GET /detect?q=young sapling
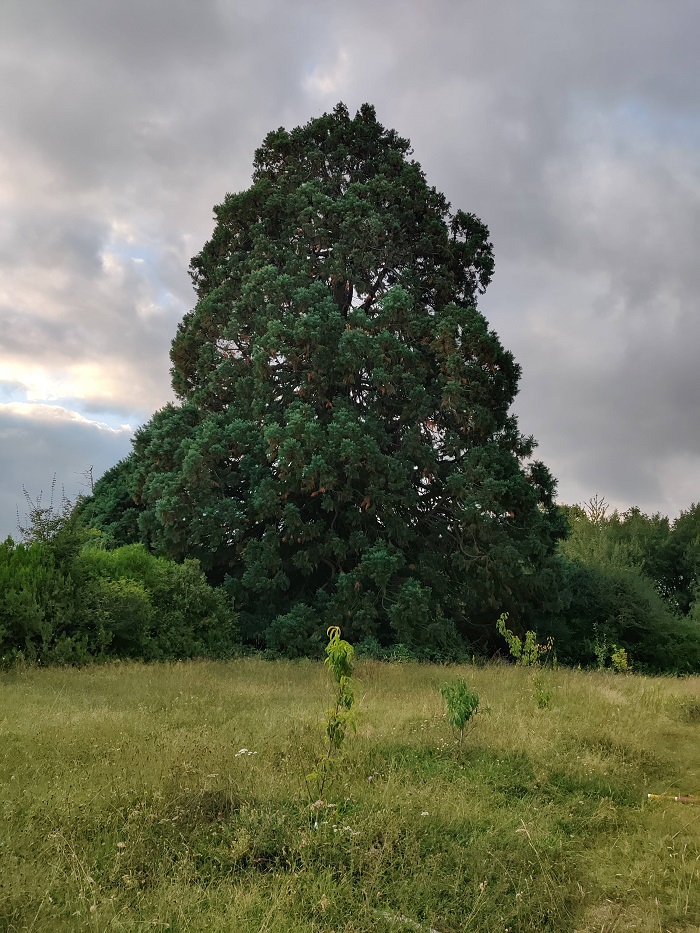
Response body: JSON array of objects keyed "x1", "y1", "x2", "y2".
[
  {"x1": 440, "y1": 677, "x2": 482, "y2": 744},
  {"x1": 306, "y1": 626, "x2": 357, "y2": 813}
]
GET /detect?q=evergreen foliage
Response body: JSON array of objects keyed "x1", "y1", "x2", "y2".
[
  {"x1": 0, "y1": 538, "x2": 77, "y2": 664},
  {"x1": 87, "y1": 103, "x2": 566, "y2": 654},
  {"x1": 77, "y1": 459, "x2": 144, "y2": 548}
]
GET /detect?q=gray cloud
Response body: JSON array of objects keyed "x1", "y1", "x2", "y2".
[
  {"x1": 1, "y1": 0, "x2": 699, "y2": 540},
  {"x1": 0, "y1": 404, "x2": 133, "y2": 539}
]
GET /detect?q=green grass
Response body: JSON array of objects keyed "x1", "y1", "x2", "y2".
[{"x1": 0, "y1": 659, "x2": 698, "y2": 931}]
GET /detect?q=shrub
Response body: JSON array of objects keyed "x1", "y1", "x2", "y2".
[
  {"x1": 0, "y1": 535, "x2": 239, "y2": 665},
  {"x1": 266, "y1": 604, "x2": 323, "y2": 658},
  {"x1": 561, "y1": 561, "x2": 700, "y2": 673},
  {"x1": 85, "y1": 576, "x2": 154, "y2": 658},
  {"x1": 440, "y1": 677, "x2": 482, "y2": 742},
  {"x1": 75, "y1": 544, "x2": 239, "y2": 660},
  {"x1": 0, "y1": 538, "x2": 76, "y2": 664}
]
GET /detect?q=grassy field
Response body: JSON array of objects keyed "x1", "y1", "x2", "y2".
[{"x1": 0, "y1": 659, "x2": 698, "y2": 932}]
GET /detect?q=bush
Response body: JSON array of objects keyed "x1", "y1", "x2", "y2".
[
  {"x1": 0, "y1": 538, "x2": 76, "y2": 664},
  {"x1": 84, "y1": 576, "x2": 154, "y2": 658},
  {"x1": 75, "y1": 545, "x2": 239, "y2": 660},
  {"x1": 555, "y1": 559, "x2": 700, "y2": 674},
  {"x1": 0, "y1": 534, "x2": 239, "y2": 665},
  {"x1": 265, "y1": 604, "x2": 324, "y2": 658}
]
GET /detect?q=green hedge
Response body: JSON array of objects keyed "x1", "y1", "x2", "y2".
[{"x1": 0, "y1": 538, "x2": 239, "y2": 666}]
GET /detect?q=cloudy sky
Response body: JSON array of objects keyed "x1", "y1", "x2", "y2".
[{"x1": 1, "y1": 0, "x2": 699, "y2": 540}]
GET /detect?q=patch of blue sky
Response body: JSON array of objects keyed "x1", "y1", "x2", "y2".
[
  {"x1": 0, "y1": 380, "x2": 29, "y2": 403},
  {"x1": 107, "y1": 232, "x2": 188, "y2": 319},
  {"x1": 614, "y1": 100, "x2": 700, "y2": 146},
  {"x1": 154, "y1": 284, "x2": 187, "y2": 317},
  {"x1": 0, "y1": 390, "x2": 140, "y2": 434},
  {"x1": 105, "y1": 232, "x2": 160, "y2": 266},
  {"x1": 105, "y1": 233, "x2": 161, "y2": 280},
  {"x1": 571, "y1": 96, "x2": 700, "y2": 149}
]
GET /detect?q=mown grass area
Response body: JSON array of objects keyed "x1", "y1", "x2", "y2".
[{"x1": 0, "y1": 659, "x2": 698, "y2": 932}]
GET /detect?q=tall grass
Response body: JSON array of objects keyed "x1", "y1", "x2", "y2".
[{"x1": 0, "y1": 659, "x2": 698, "y2": 931}]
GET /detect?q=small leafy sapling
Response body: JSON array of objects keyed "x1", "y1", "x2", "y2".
[
  {"x1": 532, "y1": 672, "x2": 553, "y2": 709},
  {"x1": 610, "y1": 644, "x2": 630, "y2": 672},
  {"x1": 592, "y1": 623, "x2": 609, "y2": 670},
  {"x1": 496, "y1": 613, "x2": 557, "y2": 708},
  {"x1": 306, "y1": 626, "x2": 357, "y2": 812},
  {"x1": 594, "y1": 638, "x2": 609, "y2": 670},
  {"x1": 592, "y1": 624, "x2": 631, "y2": 672},
  {"x1": 496, "y1": 613, "x2": 556, "y2": 668},
  {"x1": 440, "y1": 678, "x2": 482, "y2": 744},
  {"x1": 593, "y1": 625, "x2": 631, "y2": 672}
]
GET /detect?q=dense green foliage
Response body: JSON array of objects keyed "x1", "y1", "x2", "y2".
[
  {"x1": 537, "y1": 499, "x2": 700, "y2": 674},
  {"x1": 560, "y1": 498, "x2": 700, "y2": 614},
  {"x1": 85, "y1": 103, "x2": 566, "y2": 655},
  {"x1": 80, "y1": 458, "x2": 144, "y2": 547},
  {"x1": 0, "y1": 538, "x2": 76, "y2": 664},
  {"x1": 1, "y1": 500, "x2": 238, "y2": 664}
]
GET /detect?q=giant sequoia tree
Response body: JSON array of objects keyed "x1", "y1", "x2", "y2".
[{"x1": 92, "y1": 104, "x2": 566, "y2": 653}]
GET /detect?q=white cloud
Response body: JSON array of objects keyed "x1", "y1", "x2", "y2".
[{"x1": 0, "y1": 401, "x2": 133, "y2": 434}]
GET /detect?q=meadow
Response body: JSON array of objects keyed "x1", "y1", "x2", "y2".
[{"x1": 0, "y1": 659, "x2": 698, "y2": 932}]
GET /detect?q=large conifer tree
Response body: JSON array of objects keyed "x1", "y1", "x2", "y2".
[{"x1": 91, "y1": 103, "x2": 566, "y2": 653}]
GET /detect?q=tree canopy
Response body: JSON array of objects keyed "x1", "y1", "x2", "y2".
[
  {"x1": 87, "y1": 103, "x2": 566, "y2": 655},
  {"x1": 549, "y1": 498, "x2": 700, "y2": 672}
]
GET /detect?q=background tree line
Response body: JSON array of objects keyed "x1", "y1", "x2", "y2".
[
  {"x1": 539, "y1": 497, "x2": 700, "y2": 673},
  {"x1": 3, "y1": 484, "x2": 698, "y2": 673}
]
